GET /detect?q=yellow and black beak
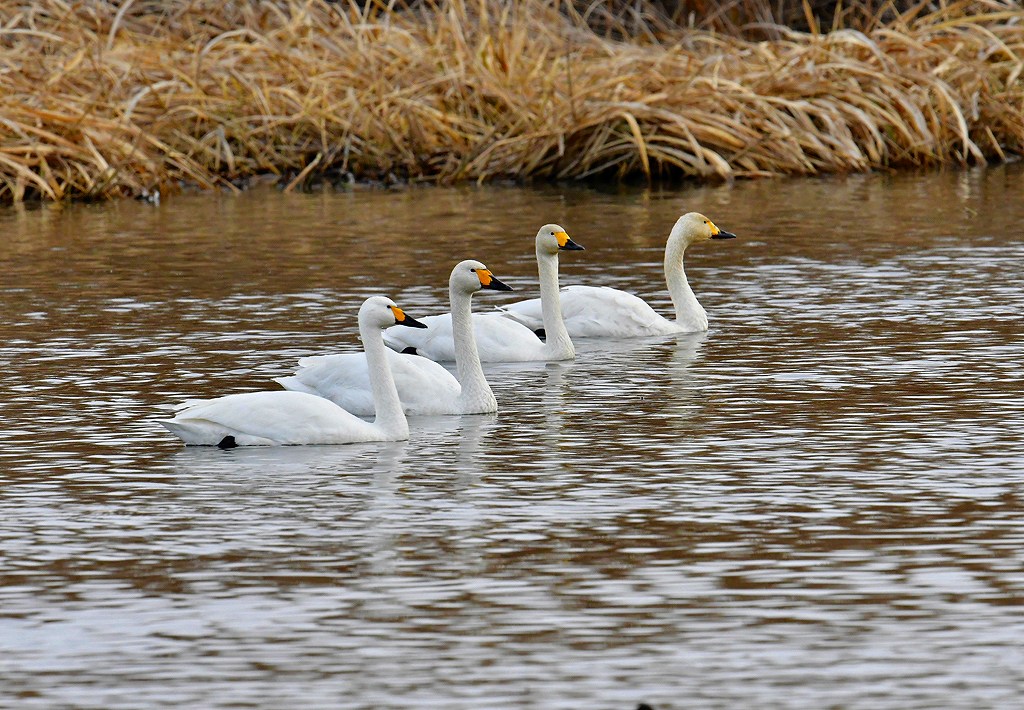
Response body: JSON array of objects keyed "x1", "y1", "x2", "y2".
[
  {"x1": 710, "y1": 221, "x2": 737, "y2": 240},
  {"x1": 555, "y1": 231, "x2": 585, "y2": 251},
  {"x1": 477, "y1": 269, "x2": 514, "y2": 292},
  {"x1": 390, "y1": 305, "x2": 428, "y2": 329}
]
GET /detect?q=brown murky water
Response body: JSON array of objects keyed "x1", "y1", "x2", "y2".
[{"x1": 1, "y1": 167, "x2": 1023, "y2": 708}]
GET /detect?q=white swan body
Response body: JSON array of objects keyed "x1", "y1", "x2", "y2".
[
  {"x1": 276, "y1": 349, "x2": 457, "y2": 416},
  {"x1": 276, "y1": 260, "x2": 513, "y2": 415},
  {"x1": 159, "y1": 297, "x2": 427, "y2": 446},
  {"x1": 498, "y1": 212, "x2": 736, "y2": 338},
  {"x1": 383, "y1": 224, "x2": 584, "y2": 362},
  {"x1": 159, "y1": 390, "x2": 389, "y2": 446}
]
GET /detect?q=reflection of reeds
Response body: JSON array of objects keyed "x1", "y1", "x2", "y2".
[{"x1": 1, "y1": 0, "x2": 1021, "y2": 202}]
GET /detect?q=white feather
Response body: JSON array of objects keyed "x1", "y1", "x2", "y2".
[{"x1": 159, "y1": 390, "x2": 383, "y2": 446}]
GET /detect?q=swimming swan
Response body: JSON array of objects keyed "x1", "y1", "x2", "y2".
[
  {"x1": 498, "y1": 212, "x2": 736, "y2": 337},
  {"x1": 159, "y1": 297, "x2": 427, "y2": 446},
  {"x1": 382, "y1": 224, "x2": 584, "y2": 362},
  {"x1": 274, "y1": 260, "x2": 512, "y2": 415}
]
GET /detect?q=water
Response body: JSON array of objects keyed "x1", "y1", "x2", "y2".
[{"x1": 1, "y1": 167, "x2": 1023, "y2": 708}]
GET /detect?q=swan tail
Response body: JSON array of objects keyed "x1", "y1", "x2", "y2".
[
  {"x1": 159, "y1": 418, "x2": 276, "y2": 446},
  {"x1": 382, "y1": 330, "x2": 406, "y2": 353},
  {"x1": 158, "y1": 418, "x2": 223, "y2": 445},
  {"x1": 273, "y1": 375, "x2": 318, "y2": 396},
  {"x1": 170, "y1": 398, "x2": 210, "y2": 412},
  {"x1": 495, "y1": 302, "x2": 544, "y2": 331}
]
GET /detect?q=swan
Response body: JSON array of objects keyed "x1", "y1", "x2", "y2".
[
  {"x1": 382, "y1": 224, "x2": 584, "y2": 362},
  {"x1": 498, "y1": 212, "x2": 736, "y2": 338},
  {"x1": 159, "y1": 296, "x2": 428, "y2": 446},
  {"x1": 274, "y1": 260, "x2": 513, "y2": 415}
]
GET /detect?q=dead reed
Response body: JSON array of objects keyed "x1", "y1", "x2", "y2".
[{"x1": 0, "y1": 0, "x2": 1022, "y2": 202}]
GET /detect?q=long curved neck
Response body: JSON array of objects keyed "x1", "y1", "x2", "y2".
[
  {"x1": 664, "y1": 234, "x2": 707, "y2": 329},
  {"x1": 450, "y1": 285, "x2": 495, "y2": 412},
  {"x1": 361, "y1": 321, "x2": 409, "y2": 438},
  {"x1": 538, "y1": 249, "x2": 574, "y2": 358}
]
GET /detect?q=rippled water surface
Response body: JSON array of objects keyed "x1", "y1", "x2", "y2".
[{"x1": 2, "y1": 168, "x2": 1023, "y2": 708}]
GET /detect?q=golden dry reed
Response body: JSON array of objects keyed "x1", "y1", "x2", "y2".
[{"x1": 0, "y1": 0, "x2": 1022, "y2": 202}]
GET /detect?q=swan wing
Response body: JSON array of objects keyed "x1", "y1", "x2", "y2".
[
  {"x1": 496, "y1": 297, "x2": 544, "y2": 331},
  {"x1": 555, "y1": 285, "x2": 678, "y2": 337},
  {"x1": 469, "y1": 313, "x2": 549, "y2": 362},
  {"x1": 276, "y1": 349, "x2": 461, "y2": 416},
  {"x1": 274, "y1": 352, "x2": 377, "y2": 415},
  {"x1": 500, "y1": 285, "x2": 677, "y2": 338},
  {"x1": 159, "y1": 390, "x2": 381, "y2": 446},
  {"x1": 383, "y1": 313, "x2": 454, "y2": 359},
  {"x1": 385, "y1": 312, "x2": 545, "y2": 362}
]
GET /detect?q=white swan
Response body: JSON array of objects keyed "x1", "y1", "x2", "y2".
[
  {"x1": 274, "y1": 260, "x2": 513, "y2": 415},
  {"x1": 382, "y1": 224, "x2": 584, "y2": 362},
  {"x1": 498, "y1": 212, "x2": 736, "y2": 338},
  {"x1": 159, "y1": 297, "x2": 428, "y2": 446}
]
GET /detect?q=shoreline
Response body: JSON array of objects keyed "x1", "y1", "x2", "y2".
[{"x1": 1, "y1": 0, "x2": 1022, "y2": 204}]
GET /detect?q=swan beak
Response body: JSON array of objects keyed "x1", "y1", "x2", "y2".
[
  {"x1": 709, "y1": 221, "x2": 737, "y2": 240},
  {"x1": 390, "y1": 306, "x2": 429, "y2": 329},
  {"x1": 556, "y1": 231, "x2": 585, "y2": 251},
  {"x1": 478, "y1": 270, "x2": 514, "y2": 292}
]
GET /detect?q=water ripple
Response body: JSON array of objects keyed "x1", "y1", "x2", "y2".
[{"x1": 2, "y1": 169, "x2": 1024, "y2": 708}]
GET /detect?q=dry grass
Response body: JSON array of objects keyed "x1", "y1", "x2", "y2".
[{"x1": 0, "y1": 0, "x2": 1022, "y2": 202}]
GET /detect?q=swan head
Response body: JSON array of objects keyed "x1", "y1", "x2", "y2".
[
  {"x1": 535, "y1": 224, "x2": 585, "y2": 256},
  {"x1": 451, "y1": 259, "x2": 513, "y2": 293},
  {"x1": 360, "y1": 296, "x2": 428, "y2": 330},
  {"x1": 673, "y1": 212, "x2": 737, "y2": 246}
]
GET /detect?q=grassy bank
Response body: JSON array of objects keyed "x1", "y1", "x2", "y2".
[{"x1": 1, "y1": 0, "x2": 1022, "y2": 202}]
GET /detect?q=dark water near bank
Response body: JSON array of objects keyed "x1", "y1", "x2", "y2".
[{"x1": 1, "y1": 167, "x2": 1023, "y2": 708}]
